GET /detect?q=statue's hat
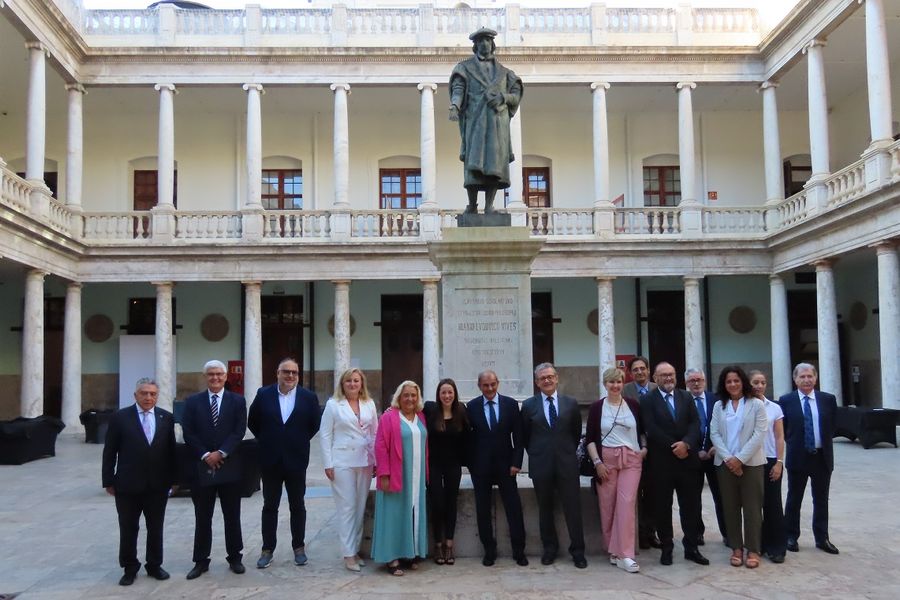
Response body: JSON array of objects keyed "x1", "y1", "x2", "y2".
[{"x1": 468, "y1": 27, "x2": 498, "y2": 41}]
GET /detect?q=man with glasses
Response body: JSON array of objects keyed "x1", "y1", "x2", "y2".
[
  {"x1": 181, "y1": 360, "x2": 248, "y2": 579},
  {"x1": 685, "y1": 367, "x2": 726, "y2": 547},
  {"x1": 640, "y1": 362, "x2": 708, "y2": 566},
  {"x1": 522, "y1": 363, "x2": 587, "y2": 569},
  {"x1": 248, "y1": 358, "x2": 321, "y2": 569},
  {"x1": 623, "y1": 356, "x2": 660, "y2": 550}
]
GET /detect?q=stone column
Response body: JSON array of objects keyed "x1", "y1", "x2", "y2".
[
  {"x1": 25, "y1": 42, "x2": 47, "y2": 183},
  {"x1": 814, "y1": 259, "x2": 842, "y2": 404},
  {"x1": 20, "y1": 270, "x2": 46, "y2": 418},
  {"x1": 862, "y1": 0, "x2": 894, "y2": 147},
  {"x1": 592, "y1": 82, "x2": 614, "y2": 237},
  {"x1": 65, "y1": 84, "x2": 86, "y2": 211},
  {"x1": 596, "y1": 277, "x2": 616, "y2": 371},
  {"x1": 422, "y1": 277, "x2": 440, "y2": 400},
  {"x1": 333, "y1": 280, "x2": 352, "y2": 383},
  {"x1": 330, "y1": 84, "x2": 352, "y2": 239},
  {"x1": 874, "y1": 241, "x2": 899, "y2": 409},
  {"x1": 684, "y1": 276, "x2": 705, "y2": 372},
  {"x1": 153, "y1": 282, "x2": 174, "y2": 411},
  {"x1": 769, "y1": 274, "x2": 792, "y2": 398},
  {"x1": 508, "y1": 105, "x2": 526, "y2": 226},
  {"x1": 243, "y1": 84, "x2": 264, "y2": 209},
  {"x1": 61, "y1": 282, "x2": 83, "y2": 432},
  {"x1": 243, "y1": 281, "x2": 263, "y2": 401},
  {"x1": 804, "y1": 40, "x2": 830, "y2": 181},
  {"x1": 154, "y1": 84, "x2": 177, "y2": 208},
  {"x1": 760, "y1": 81, "x2": 784, "y2": 204},
  {"x1": 676, "y1": 82, "x2": 697, "y2": 205},
  {"x1": 418, "y1": 83, "x2": 440, "y2": 239}
]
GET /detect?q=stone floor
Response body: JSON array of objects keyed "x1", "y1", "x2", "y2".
[{"x1": 1, "y1": 434, "x2": 897, "y2": 600}]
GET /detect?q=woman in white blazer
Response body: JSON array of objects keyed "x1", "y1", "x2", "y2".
[
  {"x1": 320, "y1": 368, "x2": 379, "y2": 571},
  {"x1": 709, "y1": 365, "x2": 767, "y2": 569}
]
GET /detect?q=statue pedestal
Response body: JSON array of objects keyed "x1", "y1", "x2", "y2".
[
  {"x1": 456, "y1": 212, "x2": 512, "y2": 227},
  {"x1": 428, "y1": 227, "x2": 544, "y2": 399}
]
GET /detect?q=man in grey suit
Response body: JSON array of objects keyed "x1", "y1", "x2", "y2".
[
  {"x1": 623, "y1": 356, "x2": 660, "y2": 550},
  {"x1": 521, "y1": 363, "x2": 587, "y2": 569},
  {"x1": 623, "y1": 356, "x2": 657, "y2": 402}
]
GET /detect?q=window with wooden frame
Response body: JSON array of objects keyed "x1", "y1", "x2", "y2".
[
  {"x1": 782, "y1": 160, "x2": 811, "y2": 198},
  {"x1": 642, "y1": 166, "x2": 681, "y2": 207},
  {"x1": 133, "y1": 169, "x2": 178, "y2": 210},
  {"x1": 523, "y1": 167, "x2": 551, "y2": 208},
  {"x1": 380, "y1": 168, "x2": 422, "y2": 209},
  {"x1": 261, "y1": 169, "x2": 303, "y2": 210}
]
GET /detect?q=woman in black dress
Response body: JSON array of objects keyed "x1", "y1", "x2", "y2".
[{"x1": 424, "y1": 378, "x2": 470, "y2": 565}]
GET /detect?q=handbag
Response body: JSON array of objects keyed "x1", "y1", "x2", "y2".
[{"x1": 576, "y1": 435, "x2": 595, "y2": 477}]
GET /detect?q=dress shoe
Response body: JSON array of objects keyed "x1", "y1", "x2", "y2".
[
  {"x1": 816, "y1": 540, "x2": 839, "y2": 555},
  {"x1": 119, "y1": 571, "x2": 137, "y2": 586},
  {"x1": 770, "y1": 553, "x2": 786, "y2": 564},
  {"x1": 685, "y1": 549, "x2": 710, "y2": 565},
  {"x1": 294, "y1": 547, "x2": 309, "y2": 566},
  {"x1": 186, "y1": 563, "x2": 209, "y2": 580},
  {"x1": 786, "y1": 538, "x2": 799, "y2": 552},
  {"x1": 482, "y1": 552, "x2": 496, "y2": 567},
  {"x1": 540, "y1": 552, "x2": 556, "y2": 566},
  {"x1": 229, "y1": 561, "x2": 246, "y2": 574},
  {"x1": 573, "y1": 555, "x2": 588, "y2": 569},
  {"x1": 660, "y1": 549, "x2": 673, "y2": 566},
  {"x1": 514, "y1": 554, "x2": 529, "y2": 567},
  {"x1": 146, "y1": 567, "x2": 170, "y2": 580},
  {"x1": 697, "y1": 535, "x2": 705, "y2": 546},
  {"x1": 257, "y1": 550, "x2": 274, "y2": 569}
]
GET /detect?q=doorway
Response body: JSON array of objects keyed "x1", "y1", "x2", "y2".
[
  {"x1": 380, "y1": 295, "x2": 423, "y2": 411},
  {"x1": 43, "y1": 298, "x2": 64, "y2": 418},
  {"x1": 646, "y1": 290, "x2": 686, "y2": 387},
  {"x1": 261, "y1": 295, "x2": 304, "y2": 387}
]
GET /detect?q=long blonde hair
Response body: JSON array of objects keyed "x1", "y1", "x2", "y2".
[{"x1": 333, "y1": 368, "x2": 373, "y2": 402}]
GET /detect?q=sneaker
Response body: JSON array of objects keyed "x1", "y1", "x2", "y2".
[
  {"x1": 294, "y1": 547, "x2": 308, "y2": 566},
  {"x1": 617, "y1": 557, "x2": 640, "y2": 573},
  {"x1": 256, "y1": 550, "x2": 274, "y2": 569}
]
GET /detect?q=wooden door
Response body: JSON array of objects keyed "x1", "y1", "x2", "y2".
[
  {"x1": 43, "y1": 298, "x2": 65, "y2": 418},
  {"x1": 531, "y1": 292, "x2": 554, "y2": 394},
  {"x1": 261, "y1": 295, "x2": 304, "y2": 388},
  {"x1": 380, "y1": 295, "x2": 423, "y2": 410},
  {"x1": 646, "y1": 290, "x2": 685, "y2": 387}
]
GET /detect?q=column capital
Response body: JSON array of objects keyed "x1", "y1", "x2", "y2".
[
  {"x1": 417, "y1": 82, "x2": 438, "y2": 92},
  {"x1": 676, "y1": 81, "x2": 696, "y2": 91},
  {"x1": 683, "y1": 275, "x2": 704, "y2": 285},
  {"x1": 870, "y1": 239, "x2": 899, "y2": 253},
  {"x1": 330, "y1": 83, "x2": 351, "y2": 94},
  {"x1": 590, "y1": 81, "x2": 610, "y2": 91},
  {"x1": 332, "y1": 279, "x2": 352, "y2": 286},
  {"x1": 802, "y1": 38, "x2": 827, "y2": 53},
  {"x1": 420, "y1": 276, "x2": 441, "y2": 285},
  {"x1": 66, "y1": 281, "x2": 83, "y2": 290},
  {"x1": 154, "y1": 83, "x2": 177, "y2": 94},
  {"x1": 25, "y1": 41, "x2": 49, "y2": 56},
  {"x1": 758, "y1": 80, "x2": 779, "y2": 92},
  {"x1": 812, "y1": 257, "x2": 836, "y2": 270},
  {"x1": 769, "y1": 273, "x2": 786, "y2": 283},
  {"x1": 595, "y1": 275, "x2": 616, "y2": 283},
  {"x1": 241, "y1": 280, "x2": 263, "y2": 287},
  {"x1": 151, "y1": 281, "x2": 175, "y2": 289},
  {"x1": 26, "y1": 269, "x2": 48, "y2": 280},
  {"x1": 65, "y1": 83, "x2": 86, "y2": 94},
  {"x1": 243, "y1": 83, "x2": 265, "y2": 94}
]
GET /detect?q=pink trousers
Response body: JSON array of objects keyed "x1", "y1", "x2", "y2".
[{"x1": 595, "y1": 445, "x2": 643, "y2": 560}]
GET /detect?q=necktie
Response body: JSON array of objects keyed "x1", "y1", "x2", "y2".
[
  {"x1": 666, "y1": 394, "x2": 676, "y2": 419},
  {"x1": 141, "y1": 410, "x2": 153, "y2": 444},
  {"x1": 211, "y1": 394, "x2": 219, "y2": 427},
  {"x1": 694, "y1": 397, "x2": 707, "y2": 440},
  {"x1": 803, "y1": 396, "x2": 816, "y2": 451},
  {"x1": 487, "y1": 400, "x2": 498, "y2": 430},
  {"x1": 548, "y1": 397, "x2": 558, "y2": 428}
]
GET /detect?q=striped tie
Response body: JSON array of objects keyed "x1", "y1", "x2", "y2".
[{"x1": 211, "y1": 394, "x2": 219, "y2": 427}]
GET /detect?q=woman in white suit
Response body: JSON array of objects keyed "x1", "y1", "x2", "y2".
[
  {"x1": 320, "y1": 368, "x2": 379, "y2": 571},
  {"x1": 710, "y1": 365, "x2": 767, "y2": 569}
]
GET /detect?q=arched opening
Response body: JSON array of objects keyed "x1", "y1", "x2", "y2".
[
  {"x1": 262, "y1": 156, "x2": 303, "y2": 210},
  {"x1": 642, "y1": 153, "x2": 680, "y2": 207},
  {"x1": 782, "y1": 153, "x2": 811, "y2": 198}
]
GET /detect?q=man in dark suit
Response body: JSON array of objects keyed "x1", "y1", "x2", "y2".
[
  {"x1": 780, "y1": 362, "x2": 839, "y2": 555},
  {"x1": 248, "y1": 357, "x2": 321, "y2": 569},
  {"x1": 102, "y1": 377, "x2": 176, "y2": 586},
  {"x1": 640, "y1": 361, "x2": 709, "y2": 566},
  {"x1": 465, "y1": 369, "x2": 528, "y2": 567},
  {"x1": 685, "y1": 367, "x2": 726, "y2": 546},
  {"x1": 181, "y1": 359, "x2": 248, "y2": 579},
  {"x1": 623, "y1": 356, "x2": 660, "y2": 550},
  {"x1": 521, "y1": 363, "x2": 587, "y2": 569}
]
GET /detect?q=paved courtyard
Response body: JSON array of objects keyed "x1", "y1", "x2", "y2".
[{"x1": 1, "y1": 433, "x2": 897, "y2": 600}]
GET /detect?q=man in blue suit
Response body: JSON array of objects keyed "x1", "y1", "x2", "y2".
[
  {"x1": 780, "y1": 363, "x2": 839, "y2": 555},
  {"x1": 685, "y1": 367, "x2": 726, "y2": 547},
  {"x1": 465, "y1": 370, "x2": 528, "y2": 567},
  {"x1": 248, "y1": 358, "x2": 321, "y2": 569},
  {"x1": 181, "y1": 359, "x2": 248, "y2": 579}
]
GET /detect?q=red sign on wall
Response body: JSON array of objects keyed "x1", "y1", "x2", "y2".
[{"x1": 227, "y1": 360, "x2": 244, "y2": 396}]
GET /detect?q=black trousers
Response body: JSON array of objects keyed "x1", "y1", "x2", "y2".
[
  {"x1": 115, "y1": 490, "x2": 168, "y2": 573},
  {"x1": 762, "y1": 457, "x2": 787, "y2": 556},
  {"x1": 471, "y1": 471, "x2": 526, "y2": 557},
  {"x1": 698, "y1": 457, "x2": 727, "y2": 542},
  {"x1": 532, "y1": 472, "x2": 585, "y2": 558},
  {"x1": 427, "y1": 459, "x2": 462, "y2": 541},
  {"x1": 785, "y1": 452, "x2": 832, "y2": 544},
  {"x1": 651, "y1": 464, "x2": 702, "y2": 553},
  {"x1": 261, "y1": 464, "x2": 307, "y2": 552},
  {"x1": 190, "y1": 481, "x2": 243, "y2": 564},
  {"x1": 637, "y1": 466, "x2": 657, "y2": 545}
]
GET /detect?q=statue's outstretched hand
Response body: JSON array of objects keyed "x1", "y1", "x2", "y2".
[{"x1": 449, "y1": 106, "x2": 460, "y2": 121}]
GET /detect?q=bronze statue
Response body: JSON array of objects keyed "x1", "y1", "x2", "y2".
[{"x1": 450, "y1": 28, "x2": 524, "y2": 214}]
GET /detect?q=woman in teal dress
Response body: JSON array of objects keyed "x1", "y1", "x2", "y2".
[{"x1": 372, "y1": 380, "x2": 429, "y2": 576}]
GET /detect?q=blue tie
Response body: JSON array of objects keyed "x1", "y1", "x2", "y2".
[
  {"x1": 694, "y1": 397, "x2": 707, "y2": 440},
  {"x1": 487, "y1": 400, "x2": 497, "y2": 430},
  {"x1": 548, "y1": 397, "x2": 558, "y2": 428},
  {"x1": 803, "y1": 396, "x2": 816, "y2": 451},
  {"x1": 665, "y1": 394, "x2": 676, "y2": 419}
]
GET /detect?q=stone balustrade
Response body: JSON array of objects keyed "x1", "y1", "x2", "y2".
[
  {"x1": 528, "y1": 208, "x2": 594, "y2": 236},
  {"x1": 175, "y1": 212, "x2": 242, "y2": 240},
  {"x1": 702, "y1": 207, "x2": 767, "y2": 234},
  {"x1": 892, "y1": 143, "x2": 900, "y2": 183},
  {"x1": 82, "y1": 212, "x2": 151, "y2": 241},
  {"x1": 826, "y1": 162, "x2": 867, "y2": 209},
  {"x1": 0, "y1": 168, "x2": 32, "y2": 214},
  {"x1": 262, "y1": 210, "x2": 330, "y2": 239},
  {"x1": 351, "y1": 210, "x2": 420, "y2": 238},
  {"x1": 776, "y1": 190, "x2": 809, "y2": 229},
  {"x1": 615, "y1": 207, "x2": 682, "y2": 235},
  {"x1": 75, "y1": 4, "x2": 768, "y2": 47}
]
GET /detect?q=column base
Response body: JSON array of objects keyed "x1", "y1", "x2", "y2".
[{"x1": 861, "y1": 144, "x2": 893, "y2": 192}]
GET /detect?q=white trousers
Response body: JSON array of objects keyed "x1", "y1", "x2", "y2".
[{"x1": 331, "y1": 466, "x2": 372, "y2": 557}]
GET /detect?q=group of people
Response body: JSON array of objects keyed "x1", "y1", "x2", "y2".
[{"x1": 102, "y1": 355, "x2": 839, "y2": 585}]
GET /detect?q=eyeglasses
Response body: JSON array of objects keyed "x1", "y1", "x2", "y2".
[
  {"x1": 537, "y1": 374, "x2": 558, "y2": 382},
  {"x1": 279, "y1": 370, "x2": 299, "y2": 376},
  {"x1": 686, "y1": 378, "x2": 705, "y2": 384}
]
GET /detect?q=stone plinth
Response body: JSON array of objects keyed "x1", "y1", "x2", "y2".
[{"x1": 428, "y1": 228, "x2": 544, "y2": 399}]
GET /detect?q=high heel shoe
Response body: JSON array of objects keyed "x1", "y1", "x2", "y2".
[
  {"x1": 433, "y1": 542, "x2": 446, "y2": 565},
  {"x1": 445, "y1": 540, "x2": 455, "y2": 565}
]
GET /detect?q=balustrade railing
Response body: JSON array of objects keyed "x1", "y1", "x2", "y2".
[
  {"x1": 175, "y1": 212, "x2": 241, "y2": 239},
  {"x1": 1, "y1": 170, "x2": 32, "y2": 213},
  {"x1": 47, "y1": 199, "x2": 74, "y2": 234},
  {"x1": 702, "y1": 207, "x2": 767, "y2": 234},
  {"x1": 606, "y1": 9, "x2": 676, "y2": 33},
  {"x1": 348, "y1": 9, "x2": 419, "y2": 35},
  {"x1": 351, "y1": 210, "x2": 419, "y2": 238},
  {"x1": 84, "y1": 9, "x2": 158, "y2": 34},
  {"x1": 433, "y1": 8, "x2": 504, "y2": 34},
  {"x1": 528, "y1": 209, "x2": 594, "y2": 236},
  {"x1": 775, "y1": 191, "x2": 808, "y2": 229},
  {"x1": 892, "y1": 142, "x2": 900, "y2": 182},
  {"x1": 519, "y1": 9, "x2": 590, "y2": 33},
  {"x1": 263, "y1": 211, "x2": 330, "y2": 239},
  {"x1": 826, "y1": 162, "x2": 867, "y2": 209},
  {"x1": 615, "y1": 208, "x2": 681, "y2": 234},
  {"x1": 261, "y1": 9, "x2": 330, "y2": 34},
  {"x1": 177, "y1": 10, "x2": 244, "y2": 35},
  {"x1": 83, "y1": 212, "x2": 151, "y2": 241},
  {"x1": 692, "y1": 8, "x2": 758, "y2": 33}
]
